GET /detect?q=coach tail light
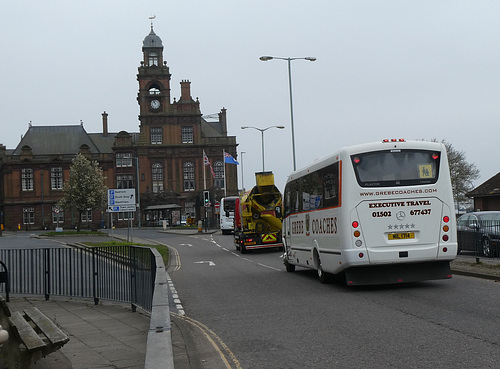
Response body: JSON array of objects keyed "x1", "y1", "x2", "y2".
[
  {"x1": 382, "y1": 138, "x2": 406, "y2": 143},
  {"x1": 352, "y1": 220, "x2": 363, "y2": 247},
  {"x1": 441, "y1": 215, "x2": 450, "y2": 247}
]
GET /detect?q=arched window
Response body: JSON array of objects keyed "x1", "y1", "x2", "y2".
[
  {"x1": 148, "y1": 52, "x2": 159, "y2": 66},
  {"x1": 148, "y1": 86, "x2": 160, "y2": 95},
  {"x1": 214, "y1": 161, "x2": 224, "y2": 188},
  {"x1": 152, "y1": 162, "x2": 164, "y2": 193},
  {"x1": 183, "y1": 162, "x2": 195, "y2": 191}
]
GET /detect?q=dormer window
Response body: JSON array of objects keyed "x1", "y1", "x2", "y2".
[{"x1": 148, "y1": 52, "x2": 159, "y2": 66}]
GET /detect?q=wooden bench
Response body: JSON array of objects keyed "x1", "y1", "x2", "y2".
[{"x1": 0, "y1": 296, "x2": 69, "y2": 369}]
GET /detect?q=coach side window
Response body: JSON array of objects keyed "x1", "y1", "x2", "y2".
[
  {"x1": 284, "y1": 180, "x2": 301, "y2": 217},
  {"x1": 320, "y1": 162, "x2": 339, "y2": 208}
]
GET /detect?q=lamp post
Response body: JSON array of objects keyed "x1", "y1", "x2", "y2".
[
  {"x1": 133, "y1": 157, "x2": 141, "y2": 228},
  {"x1": 241, "y1": 125, "x2": 285, "y2": 172},
  {"x1": 240, "y1": 151, "x2": 246, "y2": 192},
  {"x1": 259, "y1": 55, "x2": 316, "y2": 171}
]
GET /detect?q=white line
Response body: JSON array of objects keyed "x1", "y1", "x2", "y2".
[{"x1": 257, "y1": 263, "x2": 281, "y2": 271}]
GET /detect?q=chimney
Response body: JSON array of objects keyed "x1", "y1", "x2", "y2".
[
  {"x1": 219, "y1": 108, "x2": 227, "y2": 135},
  {"x1": 102, "y1": 111, "x2": 108, "y2": 137},
  {"x1": 180, "y1": 80, "x2": 191, "y2": 101}
]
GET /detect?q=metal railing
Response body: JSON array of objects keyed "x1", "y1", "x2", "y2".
[{"x1": 0, "y1": 246, "x2": 155, "y2": 312}]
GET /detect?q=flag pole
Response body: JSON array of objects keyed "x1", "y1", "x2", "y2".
[
  {"x1": 223, "y1": 149, "x2": 227, "y2": 197},
  {"x1": 203, "y1": 150, "x2": 207, "y2": 190}
]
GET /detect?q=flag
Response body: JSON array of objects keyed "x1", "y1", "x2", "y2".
[
  {"x1": 224, "y1": 152, "x2": 239, "y2": 165},
  {"x1": 203, "y1": 151, "x2": 216, "y2": 178}
]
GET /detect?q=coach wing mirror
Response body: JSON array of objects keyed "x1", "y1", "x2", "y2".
[{"x1": 468, "y1": 222, "x2": 478, "y2": 229}]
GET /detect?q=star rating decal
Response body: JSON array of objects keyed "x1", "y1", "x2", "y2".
[{"x1": 388, "y1": 223, "x2": 415, "y2": 230}]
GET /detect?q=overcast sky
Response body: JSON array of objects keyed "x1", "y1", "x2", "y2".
[{"x1": 2, "y1": 1, "x2": 499, "y2": 192}]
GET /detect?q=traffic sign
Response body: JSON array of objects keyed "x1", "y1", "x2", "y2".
[
  {"x1": 107, "y1": 205, "x2": 136, "y2": 213},
  {"x1": 108, "y1": 189, "x2": 136, "y2": 213},
  {"x1": 108, "y1": 189, "x2": 135, "y2": 206}
]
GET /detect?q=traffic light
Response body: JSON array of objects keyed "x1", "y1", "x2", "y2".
[{"x1": 203, "y1": 191, "x2": 210, "y2": 207}]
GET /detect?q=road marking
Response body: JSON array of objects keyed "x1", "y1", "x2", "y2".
[
  {"x1": 179, "y1": 243, "x2": 193, "y2": 247},
  {"x1": 167, "y1": 275, "x2": 185, "y2": 315},
  {"x1": 257, "y1": 263, "x2": 281, "y2": 271},
  {"x1": 194, "y1": 261, "x2": 216, "y2": 266},
  {"x1": 171, "y1": 313, "x2": 242, "y2": 369},
  {"x1": 149, "y1": 239, "x2": 182, "y2": 272}
]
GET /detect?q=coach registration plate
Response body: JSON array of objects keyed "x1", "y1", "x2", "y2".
[{"x1": 388, "y1": 232, "x2": 415, "y2": 240}]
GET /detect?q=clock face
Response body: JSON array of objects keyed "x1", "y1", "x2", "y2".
[{"x1": 150, "y1": 100, "x2": 160, "y2": 110}]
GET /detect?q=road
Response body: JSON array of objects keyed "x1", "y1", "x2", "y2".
[
  {"x1": 2, "y1": 230, "x2": 499, "y2": 368},
  {"x1": 132, "y1": 229, "x2": 500, "y2": 369}
]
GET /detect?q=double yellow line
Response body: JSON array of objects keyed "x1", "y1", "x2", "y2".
[{"x1": 171, "y1": 313, "x2": 242, "y2": 369}]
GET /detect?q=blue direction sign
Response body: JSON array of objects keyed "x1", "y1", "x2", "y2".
[
  {"x1": 107, "y1": 205, "x2": 136, "y2": 213},
  {"x1": 108, "y1": 189, "x2": 136, "y2": 212}
]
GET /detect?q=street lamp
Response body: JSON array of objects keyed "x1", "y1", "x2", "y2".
[
  {"x1": 241, "y1": 126, "x2": 285, "y2": 172},
  {"x1": 133, "y1": 157, "x2": 141, "y2": 228},
  {"x1": 240, "y1": 151, "x2": 246, "y2": 192},
  {"x1": 259, "y1": 55, "x2": 316, "y2": 171}
]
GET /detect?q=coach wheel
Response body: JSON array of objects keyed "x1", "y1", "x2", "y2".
[
  {"x1": 482, "y1": 237, "x2": 492, "y2": 257},
  {"x1": 284, "y1": 260, "x2": 295, "y2": 273},
  {"x1": 318, "y1": 259, "x2": 328, "y2": 284}
]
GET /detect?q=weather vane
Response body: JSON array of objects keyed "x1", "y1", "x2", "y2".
[{"x1": 149, "y1": 15, "x2": 156, "y2": 30}]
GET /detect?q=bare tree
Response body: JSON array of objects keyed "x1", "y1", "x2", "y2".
[{"x1": 436, "y1": 139, "x2": 480, "y2": 202}]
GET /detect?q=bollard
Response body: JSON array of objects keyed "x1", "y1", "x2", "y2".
[{"x1": 198, "y1": 220, "x2": 203, "y2": 233}]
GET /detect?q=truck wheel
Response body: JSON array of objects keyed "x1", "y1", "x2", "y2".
[{"x1": 240, "y1": 244, "x2": 247, "y2": 254}]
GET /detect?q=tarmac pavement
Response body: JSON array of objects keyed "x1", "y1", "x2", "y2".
[{"x1": 2, "y1": 230, "x2": 500, "y2": 368}]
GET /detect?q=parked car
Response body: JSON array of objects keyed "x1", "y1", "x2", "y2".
[{"x1": 457, "y1": 211, "x2": 500, "y2": 257}]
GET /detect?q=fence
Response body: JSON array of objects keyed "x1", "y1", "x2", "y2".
[
  {"x1": 0, "y1": 246, "x2": 155, "y2": 312},
  {"x1": 457, "y1": 219, "x2": 500, "y2": 259}
]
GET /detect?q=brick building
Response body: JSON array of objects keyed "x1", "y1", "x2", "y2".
[
  {"x1": 0, "y1": 26, "x2": 238, "y2": 231},
  {"x1": 466, "y1": 172, "x2": 500, "y2": 211}
]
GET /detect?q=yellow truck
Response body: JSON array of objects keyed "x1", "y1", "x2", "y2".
[{"x1": 234, "y1": 172, "x2": 283, "y2": 253}]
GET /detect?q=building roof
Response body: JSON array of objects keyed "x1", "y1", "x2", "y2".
[
  {"x1": 143, "y1": 28, "x2": 163, "y2": 48},
  {"x1": 88, "y1": 132, "x2": 122, "y2": 152},
  {"x1": 12, "y1": 125, "x2": 114, "y2": 156},
  {"x1": 201, "y1": 119, "x2": 224, "y2": 137},
  {"x1": 467, "y1": 172, "x2": 500, "y2": 197}
]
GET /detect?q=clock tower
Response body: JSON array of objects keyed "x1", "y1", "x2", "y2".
[{"x1": 137, "y1": 25, "x2": 172, "y2": 144}]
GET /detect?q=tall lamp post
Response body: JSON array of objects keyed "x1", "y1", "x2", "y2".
[
  {"x1": 259, "y1": 56, "x2": 316, "y2": 171},
  {"x1": 241, "y1": 125, "x2": 285, "y2": 172},
  {"x1": 240, "y1": 151, "x2": 246, "y2": 192},
  {"x1": 133, "y1": 157, "x2": 141, "y2": 228}
]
